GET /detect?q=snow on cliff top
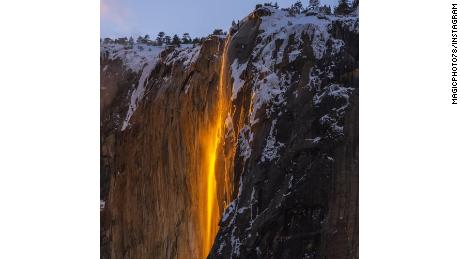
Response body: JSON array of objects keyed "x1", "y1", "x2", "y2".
[
  {"x1": 100, "y1": 43, "x2": 165, "y2": 131},
  {"x1": 257, "y1": 6, "x2": 358, "y2": 59},
  {"x1": 230, "y1": 7, "x2": 358, "y2": 113},
  {"x1": 101, "y1": 43, "x2": 165, "y2": 73},
  {"x1": 239, "y1": 8, "x2": 342, "y2": 125},
  {"x1": 113, "y1": 43, "x2": 201, "y2": 131},
  {"x1": 165, "y1": 44, "x2": 202, "y2": 67},
  {"x1": 101, "y1": 43, "x2": 199, "y2": 73},
  {"x1": 100, "y1": 42, "x2": 201, "y2": 131},
  {"x1": 230, "y1": 6, "x2": 358, "y2": 175}
]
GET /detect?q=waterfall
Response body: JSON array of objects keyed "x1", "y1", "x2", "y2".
[{"x1": 201, "y1": 35, "x2": 232, "y2": 258}]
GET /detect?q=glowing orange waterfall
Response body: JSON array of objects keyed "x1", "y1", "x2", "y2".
[{"x1": 201, "y1": 36, "x2": 231, "y2": 258}]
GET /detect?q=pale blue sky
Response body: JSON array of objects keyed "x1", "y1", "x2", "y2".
[{"x1": 101, "y1": 0, "x2": 339, "y2": 39}]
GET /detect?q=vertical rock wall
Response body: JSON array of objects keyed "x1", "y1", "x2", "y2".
[
  {"x1": 210, "y1": 7, "x2": 359, "y2": 259},
  {"x1": 101, "y1": 37, "x2": 233, "y2": 259}
]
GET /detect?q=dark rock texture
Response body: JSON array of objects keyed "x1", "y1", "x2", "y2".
[{"x1": 210, "y1": 7, "x2": 359, "y2": 259}]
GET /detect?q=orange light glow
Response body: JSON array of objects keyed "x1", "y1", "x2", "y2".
[{"x1": 201, "y1": 36, "x2": 231, "y2": 258}]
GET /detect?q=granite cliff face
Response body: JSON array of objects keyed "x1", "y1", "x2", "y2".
[{"x1": 101, "y1": 6, "x2": 358, "y2": 259}]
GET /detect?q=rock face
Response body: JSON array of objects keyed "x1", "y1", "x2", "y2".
[
  {"x1": 210, "y1": 7, "x2": 359, "y2": 259},
  {"x1": 101, "y1": 38, "x2": 231, "y2": 259},
  {"x1": 101, "y1": 6, "x2": 358, "y2": 259}
]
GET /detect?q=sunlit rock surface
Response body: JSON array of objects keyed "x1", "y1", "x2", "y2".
[
  {"x1": 101, "y1": 6, "x2": 358, "y2": 259},
  {"x1": 101, "y1": 37, "x2": 233, "y2": 259}
]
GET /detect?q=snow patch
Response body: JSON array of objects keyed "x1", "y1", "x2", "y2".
[
  {"x1": 230, "y1": 59, "x2": 248, "y2": 100},
  {"x1": 288, "y1": 49, "x2": 302, "y2": 63},
  {"x1": 101, "y1": 43, "x2": 164, "y2": 73},
  {"x1": 121, "y1": 60, "x2": 159, "y2": 131},
  {"x1": 288, "y1": 175, "x2": 294, "y2": 189},
  {"x1": 238, "y1": 125, "x2": 253, "y2": 163},
  {"x1": 313, "y1": 83, "x2": 354, "y2": 113},
  {"x1": 230, "y1": 226, "x2": 241, "y2": 257},
  {"x1": 165, "y1": 45, "x2": 201, "y2": 68},
  {"x1": 331, "y1": 38, "x2": 345, "y2": 55},
  {"x1": 119, "y1": 44, "x2": 202, "y2": 131},
  {"x1": 217, "y1": 241, "x2": 226, "y2": 255},
  {"x1": 222, "y1": 200, "x2": 236, "y2": 222},
  {"x1": 261, "y1": 119, "x2": 285, "y2": 162}
]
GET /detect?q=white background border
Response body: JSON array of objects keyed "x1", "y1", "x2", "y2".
[
  {"x1": 0, "y1": 0, "x2": 99, "y2": 258},
  {"x1": 0, "y1": 0, "x2": 459, "y2": 258},
  {"x1": 361, "y1": 0, "x2": 460, "y2": 258}
]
